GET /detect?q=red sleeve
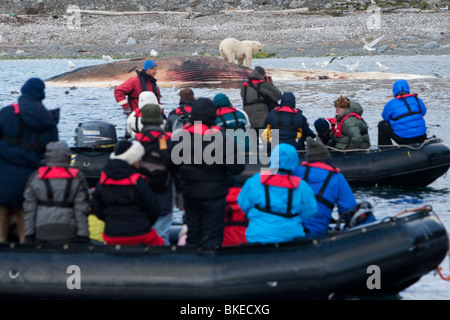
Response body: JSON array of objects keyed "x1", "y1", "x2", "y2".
[{"x1": 114, "y1": 77, "x2": 136, "y2": 110}]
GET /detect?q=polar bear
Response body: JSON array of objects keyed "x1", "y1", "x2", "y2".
[{"x1": 219, "y1": 38, "x2": 262, "y2": 68}]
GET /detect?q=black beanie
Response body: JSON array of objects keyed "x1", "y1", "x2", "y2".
[
  {"x1": 191, "y1": 97, "x2": 217, "y2": 126},
  {"x1": 306, "y1": 137, "x2": 330, "y2": 162}
]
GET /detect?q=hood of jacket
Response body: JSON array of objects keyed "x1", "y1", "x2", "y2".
[
  {"x1": 270, "y1": 143, "x2": 299, "y2": 172},
  {"x1": 190, "y1": 97, "x2": 217, "y2": 125},
  {"x1": 392, "y1": 79, "x2": 410, "y2": 97},
  {"x1": 17, "y1": 95, "x2": 60, "y2": 132},
  {"x1": 247, "y1": 69, "x2": 265, "y2": 80},
  {"x1": 103, "y1": 159, "x2": 139, "y2": 180},
  {"x1": 280, "y1": 92, "x2": 296, "y2": 108}
]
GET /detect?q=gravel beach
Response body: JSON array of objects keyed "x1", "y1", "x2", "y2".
[{"x1": 0, "y1": 9, "x2": 449, "y2": 59}]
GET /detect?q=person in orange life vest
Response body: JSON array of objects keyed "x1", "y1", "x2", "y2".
[
  {"x1": 136, "y1": 103, "x2": 174, "y2": 245},
  {"x1": 90, "y1": 140, "x2": 163, "y2": 246},
  {"x1": 167, "y1": 98, "x2": 245, "y2": 250},
  {"x1": 292, "y1": 137, "x2": 366, "y2": 235},
  {"x1": 0, "y1": 78, "x2": 59, "y2": 243},
  {"x1": 263, "y1": 92, "x2": 315, "y2": 150},
  {"x1": 164, "y1": 87, "x2": 195, "y2": 132},
  {"x1": 114, "y1": 59, "x2": 162, "y2": 116},
  {"x1": 378, "y1": 79, "x2": 427, "y2": 146},
  {"x1": 314, "y1": 117, "x2": 336, "y2": 145},
  {"x1": 237, "y1": 143, "x2": 317, "y2": 244},
  {"x1": 329, "y1": 96, "x2": 370, "y2": 150},
  {"x1": 126, "y1": 91, "x2": 160, "y2": 138},
  {"x1": 23, "y1": 141, "x2": 90, "y2": 244}
]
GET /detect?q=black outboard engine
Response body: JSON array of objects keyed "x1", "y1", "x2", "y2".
[{"x1": 71, "y1": 121, "x2": 117, "y2": 187}]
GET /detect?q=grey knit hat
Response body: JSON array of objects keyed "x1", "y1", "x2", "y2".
[
  {"x1": 306, "y1": 137, "x2": 330, "y2": 162},
  {"x1": 45, "y1": 141, "x2": 72, "y2": 167}
]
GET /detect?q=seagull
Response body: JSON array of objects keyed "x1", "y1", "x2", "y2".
[
  {"x1": 68, "y1": 61, "x2": 75, "y2": 70},
  {"x1": 375, "y1": 61, "x2": 389, "y2": 71},
  {"x1": 150, "y1": 49, "x2": 158, "y2": 57},
  {"x1": 301, "y1": 62, "x2": 307, "y2": 69},
  {"x1": 343, "y1": 61, "x2": 360, "y2": 72},
  {"x1": 362, "y1": 35, "x2": 384, "y2": 51},
  {"x1": 315, "y1": 60, "x2": 330, "y2": 68},
  {"x1": 213, "y1": 25, "x2": 219, "y2": 31},
  {"x1": 102, "y1": 55, "x2": 112, "y2": 61}
]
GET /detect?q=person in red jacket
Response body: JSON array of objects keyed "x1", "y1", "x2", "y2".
[
  {"x1": 222, "y1": 185, "x2": 248, "y2": 247},
  {"x1": 114, "y1": 59, "x2": 162, "y2": 116}
]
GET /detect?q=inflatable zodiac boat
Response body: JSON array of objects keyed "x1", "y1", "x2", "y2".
[
  {"x1": 0, "y1": 208, "x2": 447, "y2": 299},
  {"x1": 69, "y1": 121, "x2": 450, "y2": 188},
  {"x1": 238, "y1": 138, "x2": 450, "y2": 187}
]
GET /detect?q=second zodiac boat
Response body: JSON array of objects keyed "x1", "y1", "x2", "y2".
[{"x1": 70, "y1": 121, "x2": 450, "y2": 188}]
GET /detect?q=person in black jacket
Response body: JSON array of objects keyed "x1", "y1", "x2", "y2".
[
  {"x1": 168, "y1": 97, "x2": 245, "y2": 250},
  {"x1": 90, "y1": 140, "x2": 163, "y2": 245}
]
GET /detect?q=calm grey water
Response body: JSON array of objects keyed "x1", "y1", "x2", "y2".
[{"x1": 0, "y1": 56, "x2": 449, "y2": 299}]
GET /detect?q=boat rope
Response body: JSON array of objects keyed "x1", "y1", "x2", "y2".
[
  {"x1": 395, "y1": 205, "x2": 450, "y2": 281},
  {"x1": 321, "y1": 137, "x2": 434, "y2": 154}
]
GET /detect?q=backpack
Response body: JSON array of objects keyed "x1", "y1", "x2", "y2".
[
  {"x1": 171, "y1": 105, "x2": 192, "y2": 132},
  {"x1": 137, "y1": 130, "x2": 171, "y2": 193}
]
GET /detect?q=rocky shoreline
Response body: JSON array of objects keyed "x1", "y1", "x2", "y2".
[{"x1": 0, "y1": 9, "x2": 449, "y2": 59}]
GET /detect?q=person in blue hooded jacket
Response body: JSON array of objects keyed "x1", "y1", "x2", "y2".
[
  {"x1": 378, "y1": 79, "x2": 427, "y2": 146},
  {"x1": 292, "y1": 137, "x2": 373, "y2": 235},
  {"x1": 263, "y1": 92, "x2": 315, "y2": 150},
  {"x1": 0, "y1": 78, "x2": 59, "y2": 242},
  {"x1": 237, "y1": 143, "x2": 317, "y2": 244}
]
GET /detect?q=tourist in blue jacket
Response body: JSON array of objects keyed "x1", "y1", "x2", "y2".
[
  {"x1": 293, "y1": 137, "x2": 367, "y2": 235},
  {"x1": 378, "y1": 79, "x2": 427, "y2": 145},
  {"x1": 237, "y1": 143, "x2": 317, "y2": 244},
  {"x1": 0, "y1": 78, "x2": 59, "y2": 242},
  {"x1": 263, "y1": 92, "x2": 315, "y2": 150}
]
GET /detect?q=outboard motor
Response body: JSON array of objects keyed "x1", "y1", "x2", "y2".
[{"x1": 71, "y1": 121, "x2": 117, "y2": 187}]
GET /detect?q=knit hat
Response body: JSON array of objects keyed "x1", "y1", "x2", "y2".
[
  {"x1": 314, "y1": 118, "x2": 331, "y2": 136},
  {"x1": 213, "y1": 93, "x2": 231, "y2": 108},
  {"x1": 138, "y1": 91, "x2": 159, "y2": 108},
  {"x1": 306, "y1": 137, "x2": 330, "y2": 162},
  {"x1": 179, "y1": 88, "x2": 195, "y2": 102},
  {"x1": 45, "y1": 141, "x2": 72, "y2": 167},
  {"x1": 21, "y1": 77, "x2": 46, "y2": 101},
  {"x1": 110, "y1": 140, "x2": 145, "y2": 165},
  {"x1": 143, "y1": 59, "x2": 157, "y2": 70},
  {"x1": 140, "y1": 103, "x2": 163, "y2": 125},
  {"x1": 191, "y1": 97, "x2": 217, "y2": 126}
]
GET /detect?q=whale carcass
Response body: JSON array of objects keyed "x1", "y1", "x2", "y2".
[{"x1": 45, "y1": 55, "x2": 434, "y2": 89}]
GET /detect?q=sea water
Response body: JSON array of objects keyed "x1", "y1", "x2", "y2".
[{"x1": 0, "y1": 56, "x2": 449, "y2": 299}]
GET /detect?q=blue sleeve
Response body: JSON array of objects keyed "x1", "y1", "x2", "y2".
[
  {"x1": 381, "y1": 101, "x2": 392, "y2": 121},
  {"x1": 237, "y1": 174, "x2": 259, "y2": 214},
  {"x1": 418, "y1": 98, "x2": 427, "y2": 116},
  {"x1": 298, "y1": 180, "x2": 317, "y2": 221},
  {"x1": 336, "y1": 174, "x2": 357, "y2": 214}
]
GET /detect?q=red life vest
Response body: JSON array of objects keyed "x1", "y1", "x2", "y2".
[
  {"x1": 326, "y1": 117, "x2": 337, "y2": 135},
  {"x1": 395, "y1": 93, "x2": 418, "y2": 99},
  {"x1": 175, "y1": 105, "x2": 192, "y2": 115},
  {"x1": 242, "y1": 79, "x2": 264, "y2": 87},
  {"x1": 256, "y1": 171, "x2": 302, "y2": 218},
  {"x1": 334, "y1": 112, "x2": 362, "y2": 138},
  {"x1": 36, "y1": 166, "x2": 80, "y2": 208},
  {"x1": 300, "y1": 161, "x2": 340, "y2": 173},
  {"x1": 38, "y1": 166, "x2": 79, "y2": 179},
  {"x1": 223, "y1": 187, "x2": 248, "y2": 247},
  {"x1": 11, "y1": 103, "x2": 20, "y2": 114},
  {"x1": 216, "y1": 106, "x2": 237, "y2": 116},
  {"x1": 274, "y1": 106, "x2": 299, "y2": 114},
  {"x1": 100, "y1": 172, "x2": 146, "y2": 185},
  {"x1": 135, "y1": 130, "x2": 172, "y2": 143},
  {"x1": 181, "y1": 123, "x2": 222, "y2": 135}
]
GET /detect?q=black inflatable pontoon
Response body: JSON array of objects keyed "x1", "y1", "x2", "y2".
[
  {"x1": 238, "y1": 138, "x2": 450, "y2": 187},
  {"x1": 0, "y1": 208, "x2": 447, "y2": 299}
]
